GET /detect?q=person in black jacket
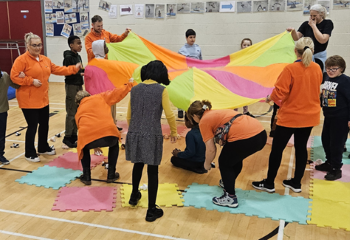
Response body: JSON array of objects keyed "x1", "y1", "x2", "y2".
[
  {"x1": 171, "y1": 112, "x2": 206, "y2": 173},
  {"x1": 316, "y1": 55, "x2": 350, "y2": 180},
  {"x1": 62, "y1": 36, "x2": 84, "y2": 148}
]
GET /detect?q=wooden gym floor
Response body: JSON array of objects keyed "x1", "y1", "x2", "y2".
[{"x1": 0, "y1": 82, "x2": 349, "y2": 240}]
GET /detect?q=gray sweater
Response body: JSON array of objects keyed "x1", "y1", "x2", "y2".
[{"x1": 0, "y1": 72, "x2": 20, "y2": 113}]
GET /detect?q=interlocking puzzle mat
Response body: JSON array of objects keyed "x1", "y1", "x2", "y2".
[
  {"x1": 46, "y1": 152, "x2": 105, "y2": 171},
  {"x1": 266, "y1": 135, "x2": 313, "y2": 148},
  {"x1": 52, "y1": 186, "x2": 117, "y2": 212},
  {"x1": 69, "y1": 147, "x2": 109, "y2": 157},
  {"x1": 310, "y1": 136, "x2": 350, "y2": 164},
  {"x1": 183, "y1": 183, "x2": 310, "y2": 224},
  {"x1": 121, "y1": 183, "x2": 184, "y2": 208},
  {"x1": 311, "y1": 164, "x2": 350, "y2": 182},
  {"x1": 307, "y1": 198, "x2": 350, "y2": 231},
  {"x1": 15, "y1": 165, "x2": 82, "y2": 190},
  {"x1": 309, "y1": 179, "x2": 350, "y2": 203}
]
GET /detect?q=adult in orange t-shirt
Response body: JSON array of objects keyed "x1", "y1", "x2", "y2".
[
  {"x1": 85, "y1": 15, "x2": 131, "y2": 62},
  {"x1": 10, "y1": 33, "x2": 81, "y2": 163},
  {"x1": 75, "y1": 80, "x2": 134, "y2": 185},
  {"x1": 252, "y1": 37, "x2": 323, "y2": 194},
  {"x1": 187, "y1": 100, "x2": 266, "y2": 208}
]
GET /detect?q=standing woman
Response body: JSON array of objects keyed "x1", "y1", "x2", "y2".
[
  {"x1": 187, "y1": 100, "x2": 266, "y2": 208},
  {"x1": 286, "y1": 4, "x2": 333, "y2": 71},
  {"x1": 126, "y1": 60, "x2": 177, "y2": 222},
  {"x1": 252, "y1": 37, "x2": 323, "y2": 193},
  {"x1": 11, "y1": 33, "x2": 81, "y2": 162}
]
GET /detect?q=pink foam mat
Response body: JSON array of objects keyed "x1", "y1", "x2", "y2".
[
  {"x1": 46, "y1": 152, "x2": 104, "y2": 171},
  {"x1": 52, "y1": 186, "x2": 117, "y2": 212},
  {"x1": 311, "y1": 164, "x2": 350, "y2": 182},
  {"x1": 266, "y1": 135, "x2": 313, "y2": 148}
]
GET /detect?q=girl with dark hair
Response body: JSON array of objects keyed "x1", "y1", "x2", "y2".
[
  {"x1": 126, "y1": 60, "x2": 177, "y2": 222},
  {"x1": 187, "y1": 100, "x2": 266, "y2": 208}
]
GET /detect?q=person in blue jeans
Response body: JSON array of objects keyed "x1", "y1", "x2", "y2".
[{"x1": 171, "y1": 112, "x2": 206, "y2": 173}]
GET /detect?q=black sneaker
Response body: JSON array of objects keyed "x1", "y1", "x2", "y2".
[
  {"x1": 282, "y1": 179, "x2": 301, "y2": 193},
  {"x1": 269, "y1": 131, "x2": 275, "y2": 138},
  {"x1": 146, "y1": 205, "x2": 164, "y2": 222},
  {"x1": 0, "y1": 156, "x2": 10, "y2": 165},
  {"x1": 62, "y1": 137, "x2": 77, "y2": 148},
  {"x1": 38, "y1": 145, "x2": 56, "y2": 155},
  {"x1": 106, "y1": 172, "x2": 120, "y2": 183},
  {"x1": 315, "y1": 162, "x2": 332, "y2": 172},
  {"x1": 325, "y1": 169, "x2": 342, "y2": 181},
  {"x1": 252, "y1": 179, "x2": 275, "y2": 193},
  {"x1": 129, "y1": 191, "x2": 142, "y2": 206}
]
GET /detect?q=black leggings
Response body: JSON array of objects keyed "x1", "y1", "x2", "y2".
[
  {"x1": 266, "y1": 125, "x2": 313, "y2": 185},
  {"x1": 81, "y1": 136, "x2": 119, "y2": 170},
  {"x1": 219, "y1": 130, "x2": 267, "y2": 195},
  {"x1": 131, "y1": 163, "x2": 158, "y2": 209},
  {"x1": 22, "y1": 105, "x2": 50, "y2": 157}
]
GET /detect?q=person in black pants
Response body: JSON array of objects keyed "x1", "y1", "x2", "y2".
[
  {"x1": 316, "y1": 55, "x2": 350, "y2": 180},
  {"x1": 171, "y1": 112, "x2": 206, "y2": 174},
  {"x1": 269, "y1": 103, "x2": 280, "y2": 137}
]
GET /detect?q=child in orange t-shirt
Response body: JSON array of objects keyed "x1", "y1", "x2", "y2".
[
  {"x1": 187, "y1": 100, "x2": 266, "y2": 208},
  {"x1": 252, "y1": 37, "x2": 323, "y2": 193}
]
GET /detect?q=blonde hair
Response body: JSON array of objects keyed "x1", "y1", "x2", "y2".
[
  {"x1": 310, "y1": 4, "x2": 327, "y2": 19},
  {"x1": 75, "y1": 90, "x2": 91, "y2": 106},
  {"x1": 295, "y1": 37, "x2": 314, "y2": 67},
  {"x1": 187, "y1": 100, "x2": 212, "y2": 122},
  {"x1": 24, "y1": 32, "x2": 41, "y2": 50}
]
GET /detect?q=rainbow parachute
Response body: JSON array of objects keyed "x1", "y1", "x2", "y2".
[{"x1": 85, "y1": 31, "x2": 296, "y2": 109}]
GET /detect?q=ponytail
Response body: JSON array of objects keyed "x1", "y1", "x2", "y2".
[
  {"x1": 295, "y1": 37, "x2": 314, "y2": 67},
  {"x1": 24, "y1": 32, "x2": 41, "y2": 51}
]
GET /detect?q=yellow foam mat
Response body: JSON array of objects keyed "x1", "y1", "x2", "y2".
[
  {"x1": 120, "y1": 183, "x2": 184, "y2": 208},
  {"x1": 307, "y1": 198, "x2": 350, "y2": 230},
  {"x1": 69, "y1": 147, "x2": 109, "y2": 157},
  {"x1": 310, "y1": 179, "x2": 350, "y2": 203}
]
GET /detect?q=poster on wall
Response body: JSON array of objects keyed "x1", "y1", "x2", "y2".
[
  {"x1": 220, "y1": 1, "x2": 236, "y2": 12},
  {"x1": 72, "y1": 0, "x2": 78, "y2": 12},
  {"x1": 332, "y1": 0, "x2": 349, "y2": 10},
  {"x1": 46, "y1": 24, "x2": 54, "y2": 36},
  {"x1": 65, "y1": 13, "x2": 77, "y2": 23},
  {"x1": 270, "y1": 0, "x2": 285, "y2": 11},
  {"x1": 80, "y1": 12, "x2": 89, "y2": 23},
  {"x1": 53, "y1": 0, "x2": 64, "y2": 9},
  {"x1": 286, "y1": 0, "x2": 303, "y2": 11},
  {"x1": 99, "y1": 1, "x2": 111, "y2": 12},
  {"x1": 56, "y1": 11, "x2": 65, "y2": 24},
  {"x1": 45, "y1": 13, "x2": 57, "y2": 23},
  {"x1": 303, "y1": 0, "x2": 316, "y2": 15},
  {"x1": 177, "y1": 3, "x2": 191, "y2": 13},
  {"x1": 109, "y1": 5, "x2": 117, "y2": 18},
  {"x1": 166, "y1": 4, "x2": 177, "y2": 17},
  {"x1": 61, "y1": 23, "x2": 72, "y2": 38},
  {"x1": 135, "y1": 4, "x2": 145, "y2": 18},
  {"x1": 73, "y1": 23, "x2": 82, "y2": 35},
  {"x1": 318, "y1": 0, "x2": 330, "y2": 13},
  {"x1": 145, "y1": 4, "x2": 155, "y2": 18},
  {"x1": 155, "y1": 4, "x2": 165, "y2": 18},
  {"x1": 64, "y1": 0, "x2": 73, "y2": 13},
  {"x1": 191, "y1": 2, "x2": 205, "y2": 13},
  {"x1": 206, "y1": 2, "x2": 220, "y2": 12},
  {"x1": 253, "y1": 0, "x2": 268, "y2": 12},
  {"x1": 45, "y1": 0, "x2": 53, "y2": 13},
  {"x1": 79, "y1": 0, "x2": 89, "y2": 12},
  {"x1": 120, "y1": 5, "x2": 133, "y2": 15}
]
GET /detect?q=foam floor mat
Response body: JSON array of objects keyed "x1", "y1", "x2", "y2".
[
  {"x1": 311, "y1": 164, "x2": 350, "y2": 183},
  {"x1": 121, "y1": 183, "x2": 184, "y2": 208},
  {"x1": 15, "y1": 165, "x2": 81, "y2": 190},
  {"x1": 52, "y1": 186, "x2": 117, "y2": 212},
  {"x1": 309, "y1": 178, "x2": 350, "y2": 204},
  {"x1": 46, "y1": 152, "x2": 105, "y2": 171},
  {"x1": 183, "y1": 183, "x2": 310, "y2": 224}
]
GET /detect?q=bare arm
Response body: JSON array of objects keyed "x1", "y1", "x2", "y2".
[
  {"x1": 204, "y1": 138, "x2": 216, "y2": 170},
  {"x1": 286, "y1": 27, "x2": 303, "y2": 41}
]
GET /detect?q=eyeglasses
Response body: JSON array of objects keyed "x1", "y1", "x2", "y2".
[
  {"x1": 326, "y1": 67, "x2": 340, "y2": 72},
  {"x1": 30, "y1": 44, "x2": 43, "y2": 48}
]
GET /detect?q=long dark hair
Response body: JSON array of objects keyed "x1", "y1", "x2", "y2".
[{"x1": 141, "y1": 60, "x2": 170, "y2": 85}]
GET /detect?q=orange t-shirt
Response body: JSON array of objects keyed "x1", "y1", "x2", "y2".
[
  {"x1": 85, "y1": 29, "x2": 127, "y2": 62},
  {"x1": 270, "y1": 61, "x2": 323, "y2": 128},
  {"x1": 75, "y1": 83, "x2": 133, "y2": 160},
  {"x1": 10, "y1": 51, "x2": 78, "y2": 109},
  {"x1": 199, "y1": 109, "x2": 264, "y2": 143}
]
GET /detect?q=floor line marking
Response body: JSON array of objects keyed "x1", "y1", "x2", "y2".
[{"x1": 0, "y1": 230, "x2": 54, "y2": 240}]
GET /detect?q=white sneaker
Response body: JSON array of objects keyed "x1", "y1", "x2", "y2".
[
  {"x1": 38, "y1": 146, "x2": 56, "y2": 155},
  {"x1": 212, "y1": 190, "x2": 238, "y2": 208},
  {"x1": 25, "y1": 156, "x2": 40, "y2": 162}
]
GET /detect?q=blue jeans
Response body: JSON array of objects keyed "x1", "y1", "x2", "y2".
[{"x1": 0, "y1": 112, "x2": 8, "y2": 157}]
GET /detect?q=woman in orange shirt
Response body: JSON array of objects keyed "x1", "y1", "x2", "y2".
[
  {"x1": 187, "y1": 100, "x2": 266, "y2": 208},
  {"x1": 252, "y1": 37, "x2": 323, "y2": 193},
  {"x1": 75, "y1": 80, "x2": 134, "y2": 185},
  {"x1": 10, "y1": 33, "x2": 81, "y2": 162}
]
